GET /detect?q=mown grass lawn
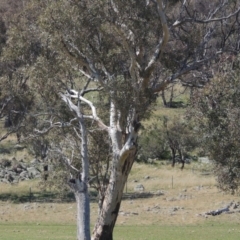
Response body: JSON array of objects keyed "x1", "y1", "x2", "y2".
[
  {"x1": 0, "y1": 222, "x2": 240, "y2": 240},
  {"x1": 0, "y1": 224, "x2": 75, "y2": 240},
  {"x1": 114, "y1": 223, "x2": 240, "y2": 240}
]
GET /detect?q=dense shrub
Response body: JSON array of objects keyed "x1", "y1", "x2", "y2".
[{"x1": 188, "y1": 55, "x2": 240, "y2": 193}]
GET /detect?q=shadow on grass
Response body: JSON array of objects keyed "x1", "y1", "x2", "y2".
[
  {"x1": 165, "y1": 101, "x2": 186, "y2": 108},
  {"x1": 0, "y1": 190, "x2": 159, "y2": 203},
  {"x1": 0, "y1": 191, "x2": 76, "y2": 203},
  {"x1": 122, "y1": 191, "x2": 163, "y2": 200}
]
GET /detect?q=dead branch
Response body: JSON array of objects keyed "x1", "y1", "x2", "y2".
[{"x1": 201, "y1": 201, "x2": 240, "y2": 217}]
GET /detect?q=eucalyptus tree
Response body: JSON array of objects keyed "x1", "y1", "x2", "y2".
[
  {"x1": 0, "y1": 1, "x2": 25, "y2": 142},
  {"x1": 188, "y1": 55, "x2": 240, "y2": 194},
  {"x1": 1, "y1": 0, "x2": 240, "y2": 239}
]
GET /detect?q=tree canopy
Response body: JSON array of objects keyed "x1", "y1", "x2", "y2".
[{"x1": 189, "y1": 55, "x2": 240, "y2": 194}]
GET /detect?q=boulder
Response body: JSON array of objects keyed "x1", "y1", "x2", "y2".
[
  {"x1": 0, "y1": 170, "x2": 5, "y2": 178},
  {"x1": 16, "y1": 167, "x2": 23, "y2": 173},
  {"x1": 134, "y1": 184, "x2": 145, "y2": 192},
  {"x1": 4, "y1": 173, "x2": 14, "y2": 182},
  {"x1": 19, "y1": 162, "x2": 28, "y2": 169},
  {"x1": 19, "y1": 170, "x2": 29, "y2": 178},
  {"x1": 147, "y1": 158, "x2": 155, "y2": 164},
  {"x1": 0, "y1": 158, "x2": 12, "y2": 168},
  {"x1": 30, "y1": 159, "x2": 41, "y2": 165},
  {"x1": 0, "y1": 178, "x2": 9, "y2": 184},
  {"x1": 155, "y1": 190, "x2": 164, "y2": 196},
  {"x1": 27, "y1": 167, "x2": 41, "y2": 178},
  {"x1": 185, "y1": 158, "x2": 191, "y2": 164},
  {"x1": 198, "y1": 157, "x2": 211, "y2": 164},
  {"x1": 12, "y1": 175, "x2": 20, "y2": 183},
  {"x1": 14, "y1": 145, "x2": 26, "y2": 151}
]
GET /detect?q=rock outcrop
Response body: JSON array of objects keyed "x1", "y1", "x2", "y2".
[{"x1": 0, "y1": 158, "x2": 44, "y2": 184}]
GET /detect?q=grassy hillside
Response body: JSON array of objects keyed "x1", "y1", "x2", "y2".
[{"x1": 0, "y1": 162, "x2": 240, "y2": 239}]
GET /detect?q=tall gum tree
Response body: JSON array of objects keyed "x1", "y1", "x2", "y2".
[{"x1": 1, "y1": 0, "x2": 240, "y2": 239}]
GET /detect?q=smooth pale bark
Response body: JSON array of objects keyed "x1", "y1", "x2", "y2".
[
  {"x1": 92, "y1": 105, "x2": 138, "y2": 239},
  {"x1": 75, "y1": 116, "x2": 91, "y2": 240},
  {"x1": 75, "y1": 183, "x2": 91, "y2": 240},
  {"x1": 92, "y1": 152, "x2": 136, "y2": 240},
  {"x1": 61, "y1": 93, "x2": 91, "y2": 240}
]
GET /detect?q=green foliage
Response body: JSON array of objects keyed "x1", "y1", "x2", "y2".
[
  {"x1": 138, "y1": 121, "x2": 170, "y2": 161},
  {"x1": 138, "y1": 115, "x2": 197, "y2": 162},
  {"x1": 188, "y1": 56, "x2": 240, "y2": 193}
]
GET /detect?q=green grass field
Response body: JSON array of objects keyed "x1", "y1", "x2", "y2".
[{"x1": 0, "y1": 222, "x2": 240, "y2": 240}]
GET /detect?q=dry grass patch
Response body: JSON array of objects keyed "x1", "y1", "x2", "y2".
[
  {"x1": 0, "y1": 162, "x2": 239, "y2": 230},
  {"x1": 0, "y1": 180, "x2": 39, "y2": 195},
  {"x1": 127, "y1": 162, "x2": 215, "y2": 191}
]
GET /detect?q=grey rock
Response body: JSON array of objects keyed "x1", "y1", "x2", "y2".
[
  {"x1": 132, "y1": 212, "x2": 139, "y2": 215},
  {"x1": 14, "y1": 145, "x2": 26, "y2": 151},
  {"x1": 167, "y1": 197, "x2": 177, "y2": 201},
  {"x1": 46, "y1": 164, "x2": 54, "y2": 172},
  {"x1": 0, "y1": 170, "x2": 5, "y2": 178},
  {"x1": 0, "y1": 159, "x2": 11, "y2": 168},
  {"x1": 20, "y1": 163, "x2": 27, "y2": 169},
  {"x1": 27, "y1": 167, "x2": 41, "y2": 178},
  {"x1": 12, "y1": 179, "x2": 19, "y2": 184},
  {"x1": 134, "y1": 184, "x2": 145, "y2": 192},
  {"x1": 155, "y1": 190, "x2": 164, "y2": 196},
  {"x1": 185, "y1": 158, "x2": 191, "y2": 164},
  {"x1": 172, "y1": 207, "x2": 179, "y2": 212},
  {"x1": 30, "y1": 159, "x2": 41, "y2": 165},
  {"x1": 1, "y1": 178, "x2": 9, "y2": 184},
  {"x1": 16, "y1": 168, "x2": 23, "y2": 173},
  {"x1": 20, "y1": 171, "x2": 29, "y2": 178},
  {"x1": 147, "y1": 158, "x2": 155, "y2": 164},
  {"x1": 4, "y1": 173, "x2": 14, "y2": 182},
  {"x1": 198, "y1": 157, "x2": 211, "y2": 164},
  {"x1": 8, "y1": 171, "x2": 16, "y2": 176},
  {"x1": 19, "y1": 177, "x2": 29, "y2": 181}
]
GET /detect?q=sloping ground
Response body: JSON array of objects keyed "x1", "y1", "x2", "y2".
[{"x1": 0, "y1": 162, "x2": 239, "y2": 226}]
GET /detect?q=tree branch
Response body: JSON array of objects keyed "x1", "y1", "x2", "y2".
[
  {"x1": 142, "y1": 0, "x2": 170, "y2": 89},
  {"x1": 173, "y1": 6, "x2": 240, "y2": 27},
  {"x1": 61, "y1": 37, "x2": 106, "y2": 88},
  {"x1": 152, "y1": 55, "x2": 220, "y2": 92},
  {"x1": 60, "y1": 154, "x2": 80, "y2": 175},
  {"x1": 111, "y1": 23, "x2": 139, "y2": 86},
  {"x1": 119, "y1": 119, "x2": 140, "y2": 164},
  {"x1": 60, "y1": 91, "x2": 109, "y2": 131}
]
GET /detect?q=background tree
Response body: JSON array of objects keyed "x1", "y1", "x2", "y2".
[
  {"x1": 188, "y1": 54, "x2": 240, "y2": 194},
  {"x1": 1, "y1": 0, "x2": 240, "y2": 239},
  {"x1": 0, "y1": 0, "x2": 32, "y2": 142},
  {"x1": 138, "y1": 115, "x2": 197, "y2": 167}
]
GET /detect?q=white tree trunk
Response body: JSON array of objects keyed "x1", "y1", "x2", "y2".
[
  {"x1": 92, "y1": 102, "x2": 138, "y2": 240},
  {"x1": 92, "y1": 152, "x2": 135, "y2": 240},
  {"x1": 76, "y1": 116, "x2": 91, "y2": 240},
  {"x1": 61, "y1": 94, "x2": 91, "y2": 240},
  {"x1": 75, "y1": 183, "x2": 91, "y2": 240}
]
